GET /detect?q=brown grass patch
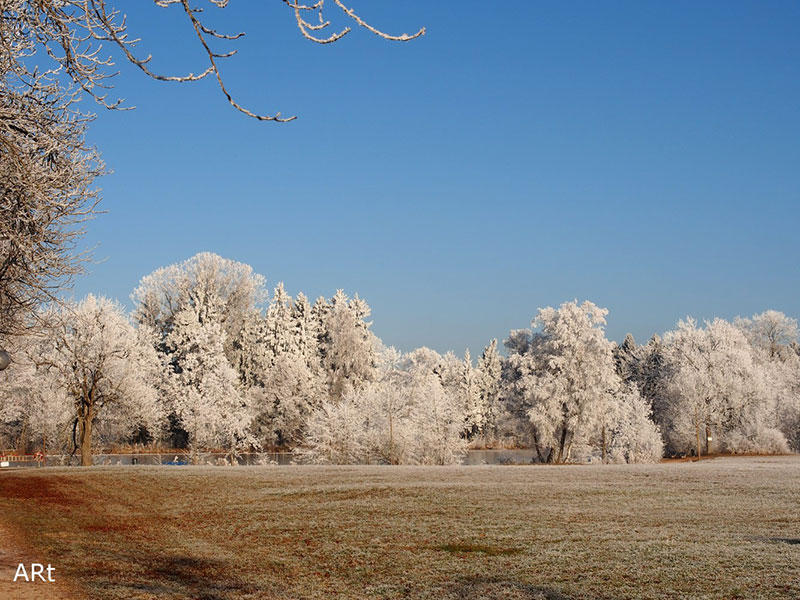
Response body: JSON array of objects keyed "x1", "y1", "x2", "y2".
[{"x1": 0, "y1": 475, "x2": 85, "y2": 506}]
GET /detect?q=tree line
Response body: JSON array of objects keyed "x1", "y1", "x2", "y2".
[{"x1": 1, "y1": 252, "x2": 798, "y2": 466}]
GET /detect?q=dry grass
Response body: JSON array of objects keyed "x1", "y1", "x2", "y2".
[{"x1": 1, "y1": 456, "x2": 799, "y2": 599}]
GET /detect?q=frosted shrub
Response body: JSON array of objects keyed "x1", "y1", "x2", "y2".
[
  {"x1": 780, "y1": 405, "x2": 800, "y2": 452},
  {"x1": 303, "y1": 367, "x2": 467, "y2": 465},
  {"x1": 568, "y1": 441, "x2": 597, "y2": 464},
  {"x1": 725, "y1": 428, "x2": 790, "y2": 455},
  {"x1": 410, "y1": 375, "x2": 468, "y2": 465},
  {"x1": 302, "y1": 399, "x2": 369, "y2": 465},
  {"x1": 254, "y1": 453, "x2": 278, "y2": 466},
  {"x1": 608, "y1": 387, "x2": 664, "y2": 464}
]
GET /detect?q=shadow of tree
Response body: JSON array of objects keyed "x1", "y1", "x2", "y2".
[
  {"x1": 767, "y1": 537, "x2": 800, "y2": 545},
  {"x1": 81, "y1": 551, "x2": 282, "y2": 600},
  {"x1": 444, "y1": 576, "x2": 573, "y2": 600}
]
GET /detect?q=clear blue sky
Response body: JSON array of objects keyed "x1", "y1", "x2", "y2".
[{"x1": 73, "y1": 0, "x2": 800, "y2": 357}]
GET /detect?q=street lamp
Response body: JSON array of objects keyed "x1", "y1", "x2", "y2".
[{"x1": 0, "y1": 349, "x2": 10, "y2": 371}]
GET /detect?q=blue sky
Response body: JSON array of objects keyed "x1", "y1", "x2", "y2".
[{"x1": 74, "y1": 1, "x2": 800, "y2": 357}]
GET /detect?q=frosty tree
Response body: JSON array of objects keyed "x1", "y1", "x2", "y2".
[
  {"x1": 368, "y1": 349, "x2": 421, "y2": 464},
  {"x1": 165, "y1": 301, "x2": 254, "y2": 459},
  {"x1": 613, "y1": 333, "x2": 642, "y2": 385},
  {"x1": 303, "y1": 346, "x2": 468, "y2": 465},
  {"x1": 302, "y1": 392, "x2": 371, "y2": 464},
  {"x1": 660, "y1": 318, "x2": 787, "y2": 457},
  {"x1": 736, "y1": 310, "x2": 800, "y2": 451},
  {"x1": 132, "y1": 253, "x2": 266, "y2": 453},
  {"x1": 246, "y1": 284, "x2": 325, "y2": 448},
  {"x1": 409, "y1": 370, "x2": 469, "y2": 465},
  {"x1": 0, "y1": 336, "x2": 73, "y2": 454},
  {"x1": 458, "y1": 350, "x2": 484, "y2": 438},
  {"x1": 508, "y1": 301, "x2": 621, "y2": 463},
  {"x1": 606, "y1": 385, "x2": 664, "y2": 464},
  {"x1": 1, "y1": 2, "x2": 103, "y2": 337},
  {"x1": 736, "y1": 310, "x2": 798, "y2": 359},
  {"x1": 29, "y1": 295, "x2": 163, "y2": 466},
  {"x1": 317, "y1": 290, "x2": 377, "y2": 401},
  {"x1": 0, "y1": 1, "x2": 421, "y2": 340},
  {"x1": 132, "y1": 252, "x2": 267, "y2": 362},
  {"x1": 475, "y1": 339, "x2": 503, "y2": 442},
  {"x1": 637, "y1": 335, "x2": 669, "y2": 419}
]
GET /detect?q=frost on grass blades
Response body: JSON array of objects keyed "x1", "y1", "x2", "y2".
[
  {"x1": 1, "y1": 252, "x2": 798, "y2": 467},
  {"x1": 2, "y1": 458, "x2": 800, "y2": 599}
]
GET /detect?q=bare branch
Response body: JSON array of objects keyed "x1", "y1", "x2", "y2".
[{"x1": 0, "y1": 0, "x2": 423, "y2": 336}]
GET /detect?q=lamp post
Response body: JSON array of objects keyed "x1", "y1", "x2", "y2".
[{"x1": 0, "y1": 349, "x2": 10, "y2": 371}]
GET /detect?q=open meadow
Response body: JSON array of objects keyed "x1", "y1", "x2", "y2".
[{"x1": 1, "y1": 456, "x2": 799, "y2": 600}]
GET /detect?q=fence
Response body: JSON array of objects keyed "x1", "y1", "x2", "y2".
[
  {"x1": 0, "y1": 452, "x2": 45, "y2": 468},
  {"x1": 0, "y1": 449, "x2": 538, "y2": 469}
]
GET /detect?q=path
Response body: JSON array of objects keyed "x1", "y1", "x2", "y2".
[{"x1": 0, "y1": 522, "x2": 74, "y2": 600}]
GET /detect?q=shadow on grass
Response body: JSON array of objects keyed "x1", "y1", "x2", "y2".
[
  {"x1": 749, "y1": 536, "x2": 800, "y2": 546},
  {"x1": 436, "y1": 543, "x2": 524, "y2": 556},
  {"x1": 84, "y1": 552, "x2": 276, "y2": 600},
  {"x1": 445, "y1": 577, "x2": 572, "y2": 600}
]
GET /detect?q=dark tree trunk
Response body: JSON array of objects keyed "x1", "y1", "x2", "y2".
[
  {"x1": 80, "y1": 410, "x2": 93, "y2": 466},
  {"x1": 556, "y1": 426, "x2": 569, "y2": 463},
  {"x1": 694, "y1": 410, "x2": 702, "y2": 460},
  {"x1": 532, "y1": 429, "x2": 546, "y2": 463},
  {"x1": 601, "y1": 424, "x2": 607, "y2": 464}
]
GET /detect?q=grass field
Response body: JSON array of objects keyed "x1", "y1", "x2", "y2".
[{"x1": 1, "y1": 456, "x2": 799, "y2": 599}]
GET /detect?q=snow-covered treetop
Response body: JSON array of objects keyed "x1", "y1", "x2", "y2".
[
  {"x1": 131, "y1": 252, "x2": 267, "y2": 337},
  {"x1": 735, "y1": 310, "x2": 799, "y2": 359}
]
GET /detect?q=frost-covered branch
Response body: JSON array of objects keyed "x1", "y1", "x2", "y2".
[{"x1": 4, "y1": 1, "x2": 424, "y2": 121}]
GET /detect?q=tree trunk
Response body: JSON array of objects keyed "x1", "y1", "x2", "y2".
[
  {"x1": 532, "y1": 429, "x2": 546, "y2": 463},
  {"x1": 705, "y1": 424, "x2": 712, "y2": 456},
  {"x1": 80, "y1": 411, "x2": 93, "y2": 466},
  {"x1": 389, "y1": 413, "x2": 395, "y2": 464},
  {"x1": 694, "y1": 410, "x2": 702, "y2": 460},
  {"x1": 17, "y1": 421, "x2": 29, "y2": 455},
  {"x1": 556, "y1": 426, "x2": 569, "y2": 463},
  {"x1": 601, "y1": 424, "x2": 607, "y2": 464},
  {"x1": 190, "y1": 442, "x2": 200, "y2": 465}
]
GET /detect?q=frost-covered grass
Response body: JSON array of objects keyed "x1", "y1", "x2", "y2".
[{"x1": 1, "y1": 456, "x2": 799, "y2": 599}]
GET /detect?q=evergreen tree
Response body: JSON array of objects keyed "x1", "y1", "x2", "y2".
[
  {"x1": 165, "y1": 302, "x2": 253, "y2": 458},
  {"x1": 459, "y1": 350, "x2": 484, "y2": 439},
  {"x1": 476, "y1": 339, "x2": 503, "y2": 441},
  {"x1": 613, "y1": 333, "x2": 641, "y2": 384},
  {"x1": 318, "y1": 290, "x2": 377, "y2": 401},
  {"x1": 247, "y1": 285, "x2": 325, "y2": 449}
]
